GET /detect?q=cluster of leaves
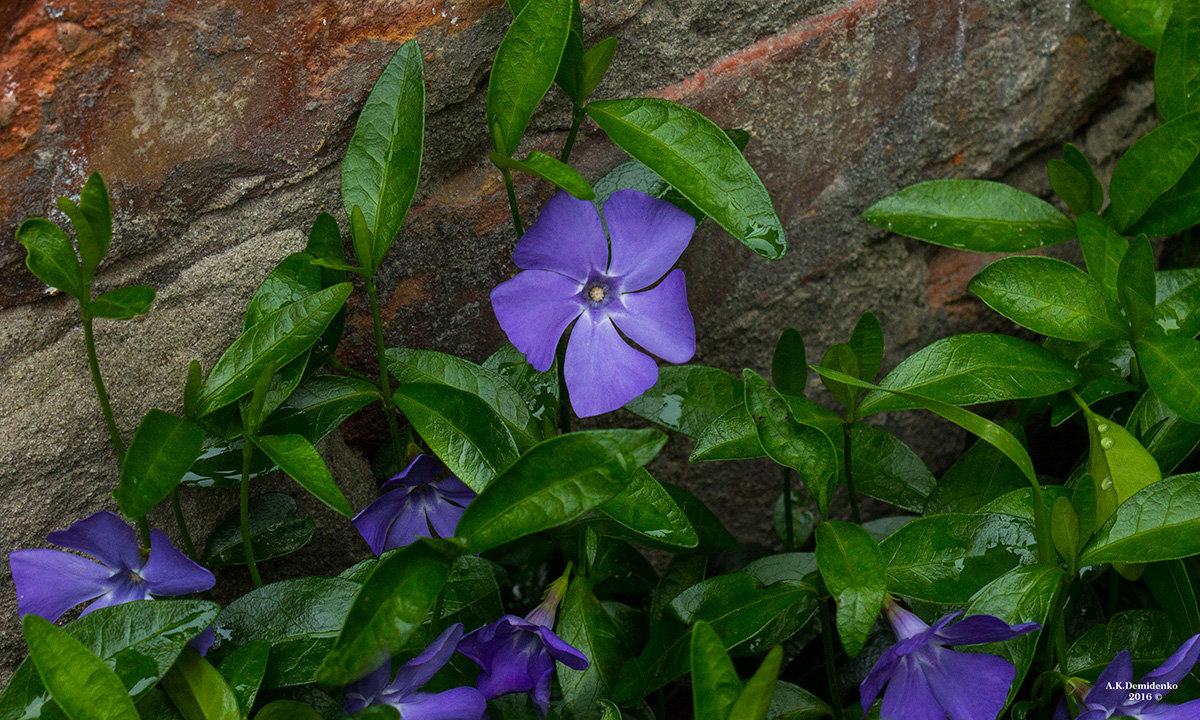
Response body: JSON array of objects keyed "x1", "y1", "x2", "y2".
[{"x1": 3, "y1": 0, "x2": 1200, "y2": 719}]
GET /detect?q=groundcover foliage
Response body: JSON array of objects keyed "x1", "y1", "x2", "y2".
[{"x1": 5, "y1": 0, "x2": 1200, "y2": 718}]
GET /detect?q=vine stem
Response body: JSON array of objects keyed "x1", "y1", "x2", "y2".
[
  {"x1": 501, "y1": 167, "x2": 525, "y2": 237},
  {"x1": 365, "y1": 277, "x2": 405, "y2": 465},
  {"x1": 82, "y1": 310, "x2": 125, "y2": 467},
  {"x1": 560, "y1": 106, "x2": 584, "y2": 163},
  {"x1": 240, "y1": 438, "x2": 263, "y2": 588},
  {"x1": 842, "y1": 420, "x2": 862, "y2": 524},
  {"x1": 171, "y1": 489, "x2": 197, "y2": 560},
  {"x1": 781, "y1": 467, "x2": 795, "y2": 551},
  {"x1": 819, "y1": 597, "x2": 846, "y2": 720}
]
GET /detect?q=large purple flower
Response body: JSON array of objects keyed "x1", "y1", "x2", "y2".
[
  {"x1": 490, "y1": 189, "x2": 697, "y2": 417},
  {"x1": 861, "y1": 600, "x2": 1041, "y2": 720},
  {"x1": 353, "y1": 454, "x2": 476, "y2": 555},
  {"x1": 9, "y1": 511, "x2": 215, "y2": 622},
  {"x1": 1062, "y1": 634, "x2": 1200, "y2": 720},
  {"x1": 457, "y1": 575, "x2": 588, "y2": 717},
  {"x1": 344, "y1": 623, "x2": 486, "y2": 720}
]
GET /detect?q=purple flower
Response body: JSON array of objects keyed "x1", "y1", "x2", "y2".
[
  {"x1": 457, "y1": 575, "x2": 588, "y2": 717},
  {"x1": 353, "y1": 454, "x2": 476, "y2": 555},
  {"x1": 8, "y1": 511, "x2": 215, "y2": 622},
  {"x1": 344, "y1": 623, "x2": 486, "y2": 720},
  {"x1": 860, "y1": 600, "x2": 1041, "y2": 720},
  {"x1": 490, "y1": 190, "x2": 697, "y2": 417},
  {"x1": 1064, "y1": 634, "x2": 1200, "y2": 720}
]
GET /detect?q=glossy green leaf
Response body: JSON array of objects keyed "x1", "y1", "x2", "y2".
[
  {"x1": 690, "y1": 621, "x2": 741, "y2": 720},
  {"x1": 1051, "y1": 496, "x2": 1081, "y2": 566},
  {"x1": 850, "y1": 424, "x2": 936, "y2": 513},
  {"x1": 488, "y1": 0, "x2": 572, "y2": 156},
  {"x1": 1119, "y1": 235, "x2": 1157, "y2": 338},
  {"x1": 586, "y1": 97, "x2": 785, "y2": 259},
  {"x1": 1155, "y1": 269, "x2": 1200, "y2": 338},
  {"x1": 849, "y1": 312, "x2": 884, "y2": 383},
  {"x1": 1081, "y1": 404, "x2": 1162, "y2": 527},
  {"x1": 1156, "y1": 0, "x2": 1200, "y2": 119},
  {"x1": 1108, "y1": 111, "x2": 1200, "y2": 231},
  {"x1": 438, "y1": 555, "x2": 505, "y2": 630},
  {"x1": 483, "y1": 342, "x2": 559, "y2": 440},
  {"x1": 690, "y1": 404, "x2": 764, "y2": 462},
  {"x1": 117, "y1": 410, "x2": 205, "y2": 519},
  {"x1": 456, "y1": 429, "x2": 666, "y2": 552},
  {"x1": 625, "y1": 365, "x2": 743, "y2": 438},
  {"x1": 1081, "y1": 472, "x2": 1200, "y2": 564},
  {"x1": 253, "y1": 701, "x2": 323, "y2": 720},
  {"x1": 203, "y1": 493, "x2": 315, "y2": 566},
  {"x1": 260, "y1": 375, "x2": 378, "y2": 444},
  {"x1": 17, "y1": 218, "x2": 84, "y2": 300},
  {"x1": 22, "y1": 615, "x2": 139, "y2": 720},
  {"x1": 217, "y1": 640, "x2": 269, "y2": 718},
  {"x1": 306, "y1": 213, "x2": 345, "y2": 288},
  {"x1": 579, "y1": 37, "x2": 619, "y2": 99},
  {"x1": 923, "y1": 432, "x2": 1028, "y2": 515},
  {"x1": 254, "y1": 434, "x2": 352, "y2": 517},
  {"x1": 1084, "y1": 0, "x2": 1173, "y2": 48},
  {"x1": 772, "y1": 328, "x2": 808, "y2": 398},
  {"x1": 1144, "y1": 560, "x2": 1200, "y2": 637},
  {"x1": 968, "y1": 257, "x2": 1125, "y2": 341},
  {"x1": 557, "y1": 578, "x2": 634, "y2": 720},
  {"x1": 161, "y1": 650, "x2": 240, "y2": 720},
  {"x1": 57, "y1": 173, "x2": 112, "y2": 276},
  {"x1": 816, "y1": 521, "x2": 886, "y2": 656},
  {"x1": 663, "y1": 483, "x2": 738, "y2": 553},
  {"x1": 729, "y1": 646, "x2": 783, "y2": 720},
  {"x1": 1064, "y1": 610, "x2": 1181, "y2": 680},
  {"x1": 341, "y1": 40, "x2": 424, "y2": 270},
  {"x1": 489, "y1": 151, "x2": 594, "y2": 199},
  {"x1": 1136, "y1": 336, "x2": 1200, "y2": 422},
  {"x1": 196, "y1": 283, "x2": 352, "y2": 417},
  {"x1": 1128, "y1": 156, "x2": 1200, "y2": 236},
  {"x1": 1127, "y1": 389, "x2": 1200, "y2": 473},
  {"x1": 393, "y1": 382, "x2": 520, "y2": 493},
  {"x1": 1077, "y1": 212, "x2": 1129, "y2": 301},
  {"x1": 766, "y1": 681, "x2": 833, "y2": 720},
  {"x1": 316, "y1": 541, "x2": 454, "y2": 686},
  {"x1": 819, "y1": 343, "x2": 860, "y2": 411},
  {"x1": 1049, "y1": 144, "x2": 1103, "y2": 215},
  {"x1": 244, "y1": 254, "x2": 322, "y2": 330},
  {"x1": 90, "y1": 285, "x2": 155, "y2": 319},
  {"x1": 857, "y1": 334, "x2": 1081, "y2": 416},
  {"x1": 862, "y1": 179, "x2": 1074, "y2": 252},
  {"x1": 597, "y1": 468, "x2": 699, "y2": 550}
]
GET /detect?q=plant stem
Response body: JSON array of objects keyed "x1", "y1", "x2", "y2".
[
  {"x1": 82, "y1": 310, "x2": 125, "y2": 467},
  {"x1": 781, "y1": 467, "x2": 795, "y2": 551},
  {"x1": 819, "y1": 597, "x2": 845, "y2": 720},
  {"x1": 327, "y1": 355, "x2": 376, "y2": 384},
  {"x1": 171, "y1": 489, "x2": 197, "y2": 560},
  {"x1": 560, "y1": 106, "x2": 584, "y2": 163},
  {"x1": 501, "y1": 167, "x2": 525, "y2": 237},
  {"x1": 842, "y1": 422, "x2": 862, "y2": 524},
  {"x1": 365, "y1": 277, "x2": 405, "y2": 465},
  {"x1": 136, "y1": 517, "x2": 151, "y2": 548},
  {"x1": 240, "y1": 438, "x2": 262, "y2": 588}
]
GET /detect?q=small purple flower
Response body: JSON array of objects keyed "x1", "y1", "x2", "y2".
[
  {"x1": 490, "y1": 189, "x2": 697, "y2": 417},
  {"x1": 457, "y1": 574, "x2": 588, "y2": 717},
  {"x1": 353, "y1": 454, "x2": 476, "y2": 555},
  {"x1": 8, "y1": 511, "x2": 215, "y2": 622},
  {"x1": 344, "y1": 623, "x2": 486, "y2": 720},
  {"x1": 860, "y1": 600, "x2": 1041, "y2": 720},
  {"x1": 1063, "y1": 634, "x2": 1200, "y2": 720}
]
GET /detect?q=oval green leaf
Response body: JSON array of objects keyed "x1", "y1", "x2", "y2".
[
  {"x1": 487, "y1": 0, "x2": 572, "y2": 156},
  {"x1": 254, "y1": 434, "x2": 352, "y2": 517},
  {"x1": 117, "y1": 410, "x2": 205, "y2": 519},
  {"x1": 21, "y1": 615, "x2": 139, "y2": 720},
  {"x1": 91, "y1": 285, "x2": 155, "y2": 320}
]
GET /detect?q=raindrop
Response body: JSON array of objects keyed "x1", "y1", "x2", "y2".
[{"x1": 1100, "y1": 437, "x2": 1115, "y2": 450}]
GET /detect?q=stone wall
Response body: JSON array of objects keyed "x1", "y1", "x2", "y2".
[{"x1": 0, "y1": 0, "x2": 1154, "y2": 676}]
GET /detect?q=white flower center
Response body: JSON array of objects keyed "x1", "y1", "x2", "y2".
[{"x1": 587, "y1": 284, "x2": 606, "y2": 303}]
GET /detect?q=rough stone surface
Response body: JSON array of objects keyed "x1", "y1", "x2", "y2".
[{"x1": 0, "y1": 0, "x2": 1155, "y2": 676}]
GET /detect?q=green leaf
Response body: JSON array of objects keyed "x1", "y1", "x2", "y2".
[
  {"x1": 217, "y1": 640, "x2": 270, "y2": 718},
  {"x1": 1077, "y1": 212, "x2": 1129, "y2": 301},
  {"x1": 968, "y1": 257, "x2": 1125, "y2": 341},
  {"x1": 254, "y1": 434, "x2": 352, "y2": 517},
  {"x1": 597, "y1": 468, "x2": 699, "y2": 550},
  {"x1": 117, "y1": 410, "x2": 205, "y2": 519},
  {"x1": 438, "y1": 555, "x2": 505, "y2": 630},
  {"x1": 161, "y1": 650, "x2": 241, "y2": 720},
  {"x1": 766, "y1": 681, "x2": 833, "y2": 720},
  {"x1": 341, "y1": 40, "x2": 424, "y2": 270},
  {"x1": 1136, "y1": 336, "x2": 1200, "y2": 422},
  {"x1": 489, "y1": 151, "x2": 594, "y2": 199},
  {"x1": 1064, "y1": 610, "x2": 1181, "y2": 679},
  {"x1": 849, "y1": 312, "x2": 884, "y2": 383},
  {"x1": 1144, "y1": 560, "x2": 1200, "y2": 637},
  {"x1": 663, "y1": 483, "x2": 738, "y2": 553},
  {"x1": 923, "y1": 432, "x2": 1028, "y2": 515},
  {"x1": 456, "y1": 429, "x2": 666, "y2": 552},
  {"x1": 253, "y1": 701, "x2": 323, "y2": 720},
  {"x1": 316, "y1": 541, "x2": 454, "y2": 686},
  {"x1": 625, "y1": 365, "x2": 743, "y2": 438},
  {"x1": 690, "y1": 404, "x2": 764, "y2": 462},
  {"x1": 22, "y1": 615, "x2": 139, "y2": 720},
  {"x1": 744, "y1": 371, "x2": 838, "y2": 517},
  {"x1": 90, "y1": 285, "x2": 155, "y2": 319},
  {"x1": 1155, "y1": 269, "x2": 1200, "y2": 338},
  {"x1": 1048, "y1": 151, "x2": 1102, "y2": 216},
  {"x1": 57, "y1": 173, "x2": 112, "y2": 276},
  {"x1": 819, "y1": 343, "x2": 860, "y2": 411},
  {"x1": 879, "y1": 513, "x2": 1037, "y2": 603},
  {"x1": 1084, "y1": 0, "x2": 1174, "y2": 48},
  {"x1": 557, "y1": 578, "x2": 635, "y2": 720},
  {"x1": 203, "y1": 492, "x2": 315, "y2": 566},
  {"x1": 579, "y1": 37, "x2": 618, "y2": 99},
  {"x1": 1157, "y1": 0, "x2": 1200, "y2": 119},
  {"x1": 772, "y1": 328, "x2": 808, "y2": 397},
  {"x1": 1107, "y1": 111, "x2": 1200, "y2": 231},
  {"x1": 728, "y1": 646, "x2": 783, "y2": 720},
  {"x1": 305, "y1": 213, "x2": 346, "y2": 288},
  {"x1": 586, "y1": 97, "x2": 785, "y2": 259},
  {"x1": 488, "y1": 0, "x2": 572, "y2": 156},
  {"x1": 17, "y1": 218, "x2": 85, "y2": 300},
  {"x1": 690, "y1": 621, "x2": 741, "y2": 720},
  {"x1": 260, "y1": 375, "x2": 378, "y2": 444},
  {"x1": 862, "y1": 179, "x2": 1074, "y2": 252},
  {"x1": 1127, "y1": 389, "x2": 1200, "y2": 473},
  {"x1": 244, "y1": 253, "x2": 322, "y2": 330},
  {"x1": 483, "y1": 343, "x2": 560, "y2": 440},
  {"x1": 815, "y1": 521, "x2": 886, "y2": 656},
  {"x1": 1119, "y1": 235, "x2": 1157, "y2": 338},
  {"x1": 857, "y1": 334, "x2": 1081, "y2": 416},
  {"x1": 850, "y1": 424, "x2": 936, "y2": 513},
  {"x1": 392, "y1": 382, "x2": 520, "y2": 493},
  {"x1": 1081, "y1": 472, "x2": 1200, "y2": 565},
  {"x1": 1051, "y1": 496, "x2": 1081, "y2": 566},
  {"x1": 1128, "y1": 157, "x2": 1200, "y2": 237},
  {"x1": 1080, "y1": 404, "x2": 1162, "y2": 528},
  {"x1": 196, "y1": 283, "x2": 352, "y2": 417}
]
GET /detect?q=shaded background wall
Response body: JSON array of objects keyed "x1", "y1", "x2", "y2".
[{"x1": 0, "y1": 0, "x2": 1156, "y2": 675}]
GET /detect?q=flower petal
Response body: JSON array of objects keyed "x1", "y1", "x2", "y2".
[
  {"x1": 603, "y1": 190, "x2": 696, "y2": 290},
  {"x1": 343, "y1": 659, "x2": 392, "y2": 714},
  {"x1": 81, "y1": 583, "x2": 151, "y2": 616},
  {"x1": 491, "y1": 270, "x2": 584, "y2": 372},
  {"x1": 531, "y1": 659, "x2": 554, "y2": 718},
  {"x1": 932, "y1": 614, "x2": 1042, "y2": 646},
  {"x1": 860, "y1": 644, "x2": 903, "y2": 713},
  {"x1": 9, "y1": 549, "x2": 110, "y2": 622},
  {"x1": 141, "y1": 530, "x2": 215, "y2": 596},
  {"x1": 188, "y1": 626, "x2": 216, "y2": 656},
  {"x1": 388, "y1": 624, "x2": 465, "y2": 697},
  {"x1": 536, "y1": 626, "x2": 589, "y2": 670},
  {"x1": 1139, "y1": 698, "x2": 1200, "y2": 720},
  {"x1": 354, "y1": 489, "x2": 421, "y2": 555},
  {"x1": 513, "y1": 192, "x2": 607, "y2": 280},
  {"x1": 396, "y1": 688, "x2": 488, "y2": 720},
  {"x1": 381, "y1": 454, "x2": 442, "y2": 491},
  {"x1": 564, "y1": 315, "x2": 658, "y2": 417},
  {"x1": 424, "y1": 497, "x2": 467, "y2": 539},
  {"x1": 879, "y1": 656, "x2": 945, "y2": 720},
  {"x1": 1141, "y1": 633, "x2": 1200, "y2": 690},
  {"x1": 457, "y1": 615, "x2": 517, "y2": 666},
  {"x1": 922, "y1": 646, "x2": 1016, "y2": 720},
  {"x1": 1084, "y1": 650, "x2": 1134, "y2": 711},
  {"x1": 46, "y1": 511, "x2": 140, "y2": 570},
  {"x1": 612, "y1": 269, "x2": 695, "y2": 363}
]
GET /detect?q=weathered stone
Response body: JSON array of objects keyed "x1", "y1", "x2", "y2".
[{"x1": 0, "y1": 0, "x2": 1154, "y2": 676}]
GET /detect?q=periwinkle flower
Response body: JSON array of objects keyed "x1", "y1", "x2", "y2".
[
  {"x1": 457, "y1": 573, "x2": 588, "y2": 717},
  {"x1": 490, "y1": 189, "x2": 697, "y2": 417},
  {"x1": 860, "y1": 599, "x2": 1041, "y2": 720},
  {"x1": 1060, "y1": 634, "x2": 1200, "y2": 720},
  {"x1": 344, "y1": 623, "x2": 486, "y2": 720},
  {"x1": 9, "y1": 511, "x2": 215, "y2": 622},
  {"x1": 353, "y1": 454, "x2": 476, "y2": 555}
]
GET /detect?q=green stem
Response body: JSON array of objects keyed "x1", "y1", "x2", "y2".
[
  {"x1": 136, "y1": 517, "x2": 151, "y2": 549},
  {"x1": 501, "y1": 167, "x2": 525, "y2": 237},
  {"x1": 842, "y1": 422, "x2": 862, "y2": 524},
  {"x1": 171, "y1": 489, "x2": 197, "y2": 560},
  {"x1": 819, "y1": 597, "x2": 846, "y2": 720},
  {"x1": 782, "y1": 467, "x2": 795, "y2": 551},
  {"x1": 560, "y1": 106, "x2": 584, "y2": 163},
  {"x1": 365, "y1": 278, "x2": 405, "y2": 465},
  {"x1": 327, "y1": 355, "x2": 376, "y2": 384},
  {"x1": 240, "y1": 438, "x2": 263, "y2": 588},
  {"x1": 82, "y1": 310, "x2": 125, "y2": 467}
]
